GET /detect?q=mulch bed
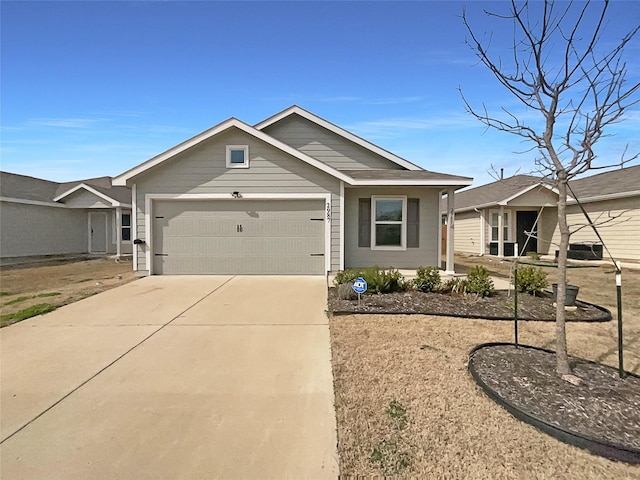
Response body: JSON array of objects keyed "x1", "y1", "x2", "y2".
[
  {"x1": 328, "y1": 288, "x2": 611, "y2": 321},
  {"x1": 468, "y1": 344, "x2": 640, "y2": 462}
]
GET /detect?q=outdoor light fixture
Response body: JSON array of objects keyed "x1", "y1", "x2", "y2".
[{"x1": 231, "y1": 191, "x2": 241, "y2": 198}]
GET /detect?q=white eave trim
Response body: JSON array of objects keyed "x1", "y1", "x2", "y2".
[
  {"x1": 113, "y1": 117, "x2": 353, "y2": 185},
  {"x1": 254, "y1": 106, "x2": 422, "y2": 171},
  {"x1": 0, "y1": 196, "x2": 67, "y2": 208},
  {"x1": 568, "y1": 190, "x2": 640, "y2": 204},
  {"x1": 348, "y1": 179, "x2": 473, "y2": 187},
  {"x1": 53, "y1": 183, "x2": 123, "y2": 206}
]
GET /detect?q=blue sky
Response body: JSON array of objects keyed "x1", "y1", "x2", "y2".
[{"x1": 2, "y1": 1, "x2": 639, "y2": 187}]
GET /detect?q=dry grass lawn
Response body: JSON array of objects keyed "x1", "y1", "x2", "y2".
[
  {"x1": 330, "y1": 255, "x2": 640, "y2": 478},
  {"x1": 1, "y1": 257, "x2": 137, "y2": 326}
]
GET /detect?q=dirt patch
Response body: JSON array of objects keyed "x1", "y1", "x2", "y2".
[
  {"x1": 1, "y1": 257, "x2": 137, "y2": 326},
  {"x1": 328, "y1": 288, "x2": 610, "y2": 321}
]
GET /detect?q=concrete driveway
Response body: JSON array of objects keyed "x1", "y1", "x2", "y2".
[{"x1": 1, "y1": 276, "x2": 339, "y2": 479}]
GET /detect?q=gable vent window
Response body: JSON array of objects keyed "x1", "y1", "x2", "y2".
[{"x1": 226, "y1": 145, "x2": 249, "y2": 169}]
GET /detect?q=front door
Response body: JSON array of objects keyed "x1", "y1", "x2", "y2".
[
  {"x1": 516, "y1": 211, "x2": 538, "y2": 255},
  {"x1": 89, "y1": 212, "x2": 107, "y2": 253}
]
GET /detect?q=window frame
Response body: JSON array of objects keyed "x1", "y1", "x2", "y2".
[
  {"x1": 112, "y1": 211, "x2": 132, "y2": 244},
  {"x1": 371, "y1": 195, "x2": 407, "y2": 251},
  {"x1": 121, "y1": 212, "x2": 132, "y2": 242},
  {"x1": 490, "y1": 210, "x2": 511, "y2": 242},
  {"x1": 225, "y1": 145, "x2": 250, "y2": 169}
]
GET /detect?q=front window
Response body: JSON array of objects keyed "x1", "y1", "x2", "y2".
[
  {"x1": 491, "y1": 211, "x2": 510, "y2": 241},
  {"x1": 372, "y1": 197, "x2": 406, "y2": 249}
]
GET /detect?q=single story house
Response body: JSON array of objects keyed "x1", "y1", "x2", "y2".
[
  {"x1": 113, "y1": 106, "x2": 472, "y2": 276},
  {"x1": 0, "y1": 172, "x2": 133, "y2": 258},
  {"x1": 442, "y1": 165, "x2": 640, "y2": 262}
]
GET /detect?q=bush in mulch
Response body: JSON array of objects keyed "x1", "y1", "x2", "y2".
[{"x1": 327, "y1": 287, "x2": 611, "y2": 322}]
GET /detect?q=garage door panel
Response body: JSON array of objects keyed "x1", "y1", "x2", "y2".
[{"x1": 153, "y1": 200, "x2": 326, "y2": 275}]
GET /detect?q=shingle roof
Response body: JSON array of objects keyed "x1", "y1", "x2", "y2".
[
  {"x1": 570, "y1": 164, "x2": 640, "y2": 199},
  {"x1": 448, "y1": 174, "x2": 544, "y2": 211},
  {"x1": 342, "y1": 169, "x2": 472, "y2": 183},
  {"x1": 0, "y1": 172, "x2": 61, "y2": 203},
  {"x1": 0, "y1": 171, "x2": 131, "y2": 205},
  {"x1": 445, "y1": 165, "x2": 640, "y2": 212}
]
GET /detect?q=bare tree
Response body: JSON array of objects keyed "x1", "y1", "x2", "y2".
[{"x1": 460, "y1": 0, "x2": 639, "y2": 376}]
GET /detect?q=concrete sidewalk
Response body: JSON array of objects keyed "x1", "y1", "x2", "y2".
[{"x1": 1, "y1": 276, "x2": 339, "y2": 479}]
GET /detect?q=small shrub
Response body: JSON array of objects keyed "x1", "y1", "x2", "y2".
[
  {"x1": 515, "y1": 265, "x2": 549, "y2": 296},
  {"x1": 337, "y1": 283, "x2": 358, "y2": 300},
  {"x1": 333, "y1": 267, "x2": 407, "y2": 294},
  {"x1": 413, "y1": 266, "x2": 441, "y2": 293},
  {"x1": 465, "y1": 265, "x2": 495, "y2": 297},
  {"x1": 362, "y1": 266, "x2": 405, "y2": 294},
  {"x1": 333, "y1": 269, "x2": 361, "y2": 287},
  {"x1": 440, "y1": 277, "x2": 468, "y2": 295}
]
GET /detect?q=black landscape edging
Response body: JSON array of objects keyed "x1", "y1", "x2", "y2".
[
  {"x1": 467, "y1": 342, "x2": 640, "y2": 465},
  {"x1": 329, "y1": 297, "x2": 611, "y2": 322}
]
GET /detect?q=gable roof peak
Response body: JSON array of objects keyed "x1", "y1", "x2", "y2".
[{"x1": 255, "y1": 105, "x2": 422, "y2": 171}]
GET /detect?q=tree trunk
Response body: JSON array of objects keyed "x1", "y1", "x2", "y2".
[{"x1": 556, "y1": 172, "x2": 572, "y2": 375}]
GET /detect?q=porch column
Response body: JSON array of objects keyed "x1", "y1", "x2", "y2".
[
  {"x1": 498, "y1": 205, "x2": 505, "y2": 257},
  {"x1": 445, "y1": 188, "x2": 455, "y2": 274},
  {"x1": 479, "y1": 209, "x2": 486, "y2": 256},
  {"x1": 115, "y1": 206, "x2": 122, "y2": 258}
]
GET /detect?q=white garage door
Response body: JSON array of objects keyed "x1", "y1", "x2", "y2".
[{"x1": 152, "y1": 200, "x2": 326, "y2": 275}]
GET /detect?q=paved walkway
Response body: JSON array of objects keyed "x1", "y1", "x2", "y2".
[{"x1": 0, "y1": 276, "x2": 339, "y2": 479}]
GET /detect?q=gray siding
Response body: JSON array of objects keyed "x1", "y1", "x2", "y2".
[
  {"x1": 262, "y1": 115, "x2": 405, "y2": 171},
  {"x1": 344, "y1": 187, "x2": 440, "y2": 269},
  {"x1": 0, "y1": 202, "x2": 87, "y2": 257},
  {"x1": 134, "y1": 127, "x2": 340, "y2": 272}
]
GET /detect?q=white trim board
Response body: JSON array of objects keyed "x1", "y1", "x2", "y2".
[
  {"x1": 53, "y1": 183, "x2": 125, "y2": 206},
  {"x1": 144, "y1": 193, "x2": 332, "y2": 275},
  {"x1": 0, "y1": 196, "x2": 66, "y2": 208}
]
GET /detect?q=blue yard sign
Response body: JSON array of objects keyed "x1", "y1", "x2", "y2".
[{"x1": 352, "y1": 277, "x2": 368, "y2": 294}]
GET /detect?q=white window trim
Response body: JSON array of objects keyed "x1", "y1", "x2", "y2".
[
  {"x1": 371, "y1": 195, "x2": 407, "y2": 251},
  {"x1": 226, "y1": 145, "x2": 249, "y2": 169},
  {"x1": 490, "y1": 210, "x2": 511, "y2": 242},
  {"x1": 112, "y1": 210, "x2": 133, "y2": 244}
]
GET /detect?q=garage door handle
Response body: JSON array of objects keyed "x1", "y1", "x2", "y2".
[
  {"x1": 310, "y1": 218, "x2": 324, "y2": 221},
  {"x1": 155, "y1": 253, "x2": 169, "y2": 256},
  {"x1": 310, "y1": 253, "x2": 324, "y2": 256}
]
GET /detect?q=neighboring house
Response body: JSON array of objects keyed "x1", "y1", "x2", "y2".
[
  {"x1": 113, "y1": 105, "x2": 472, "y2": 275},
  {"x1": 0, "y1": 172, "x2": 133, "y2": 258},
  {"x1": 442, "y1": 165, "x2": 640, "y2": 262}
]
